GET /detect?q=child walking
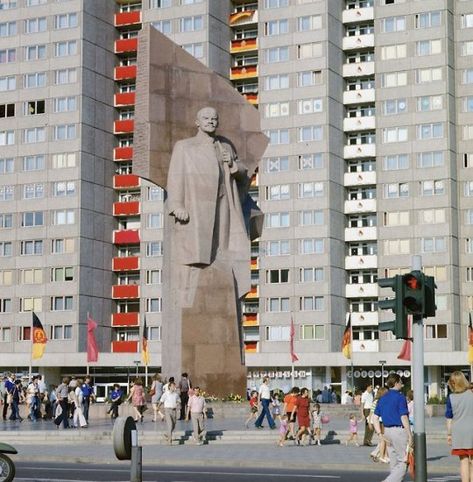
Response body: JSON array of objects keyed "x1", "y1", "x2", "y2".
[
  {"x1": 272, "y1": 393, "x2": 282, "y2": 424},
  {"x1": 245, "y1": 390, "x2": 258, "y2": 428},
  {"x1": 312, "y1": 403, "x2": 322, "y2": 446},
  {"x1": 345, "y1": 413, "x2": 360, "y2": 446},
  {"x1": 277, "y1": 414, "x2": 289, "y2": 447}
]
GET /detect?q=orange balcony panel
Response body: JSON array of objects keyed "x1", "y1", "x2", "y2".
[
  {"x1": 114, "y1": 66, "x2": 137, "y2": 81},
  {"x1": 113, "y1": 147, "x2": 133, "y2": 161},
  {"x1": 245, "y1": 286, "x2": 258, "y2": 299},
  {"x1": 114, "y1": 119, "x2": 135, "y2": 134},
  {"x1": 230, "y1": 38, "x2": 257, "y2": 53},
  {"x1": 243, "y1": 317, "x2": 258, "y2": 327},
  {"x1": 113, "y1": 201, "x2": 140, "y2": 216},
  {"x1": 113, "y1": 174, "x2": 140, "y2": 189},
  {"x1": 244, "y1": 341, "x2": 258, "y2": 353},
  {"x1": 230, "y1": 65, "x2": 258, "y2": 80},
  {"x1": 113, "y1": 256, "x2": 139, "y2": 272},
  {"x1": 250, "y1": 258, "x2": 258, "y2": 270},
  {"x1": 243, "y1": 93, "x2": 258, "y2": 105},
  {"x1": 113, "y1": 229, "x2": 140, "y2": 245},
  {"x1": 114, "y1": 92, "x2": 136, "y2": 106},
  {"x1": 112, "y1": 284, "x2": 139, "y2": 299},
  {"x1": 115, "y1": 38, "x2": 138, "y2": 54},
  {"x1": 112, "y1": 340, "x2": 139, "y2": 353},
  {"x1": 114, "y1": 11, "x2": 142, "y2": 27},
  {"x1": 229, "y1": 10, "x2": 256, "y2": 25},
  {"x1": 112, "y1": 312, "x2": 139, "y2": 327}
]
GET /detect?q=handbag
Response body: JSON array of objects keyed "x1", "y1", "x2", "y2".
[
  {"x1": 321, "y1": 414, "x2": 330, "y2": 424},
  {"x1": 407, "y1": 445, "x2": 415, "y2": 479},
  {"x1": 6, "y1": 393, "x2": 13, "y2": 404}
]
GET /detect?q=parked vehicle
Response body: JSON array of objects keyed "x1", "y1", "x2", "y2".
[{"x1": 0, "y1": 443, "x2": 17, "y2": 482}]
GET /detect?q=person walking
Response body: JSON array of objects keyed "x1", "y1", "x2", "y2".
[
  {"x1": 126, "y1": 378, "x2": 146, "y2": 423},
  {"x1": 292, "y1": 387, "x2": 311, "y2": 445},
  {"x1": 108, "y1": 384, "x2": 123, "y2": 419},
  {"x1": 150, "y1": 374, "x2": 164, "y2": 422},
  {"x1": 186, "y1": 386, "x2": 206, "y2": 444},
  {"x1": 369, "y1": 386, "x2": 389, "y2": 463},
  {"x1": 178, "y1": 373, "x2": 191, "y2": 421},
  {"x1": 283, "y1": 387, "x2": 300, "y2": 440},
  {"x1": 445, "y1": 371, "x2": 473, "y2": 482},
  {"x1": 81, "y1": 377, "x2": 94, "y2": 424},
  {"x1": 361, "y1": 384, "x2": 375, "y2": 446},
  {"x1": 9, "y1": 379, "x2": 23, "y2": 422},
  {"x1": 312, "y1": 403, "x2": 322, "y2": 446},
  {"x1": 244, "y1": 390, "x2": 258, "y2": 428},
  {"x1": 372, "y1": 373, "x2": 412, "y2": 482},
  {"x1": 345, "y1": 413, "x2": 361, "y2": 446},
  {"x1": 254, "y1": 377, "x2": 276, "y2": 430},
  {"x1": 54, "y1": 377, "x2": 70, "y2": 429},
  {"x1": 159, "y1": 381, "x2": 180, "y2": 445}
]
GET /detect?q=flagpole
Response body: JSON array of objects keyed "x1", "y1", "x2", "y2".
[
  {"x1": 29, "y1": 313, "x2": 34, "y2": 382},
  {"x1": 145, "y1": 364, "x2": 149, "y2": 387}
]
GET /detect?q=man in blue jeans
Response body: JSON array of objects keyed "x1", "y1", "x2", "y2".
[{"x1": 254, "y1": 377, "x2": 276, "y2": 429}]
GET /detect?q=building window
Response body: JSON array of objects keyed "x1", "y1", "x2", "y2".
[
  {"x1": 421, "y1": 180, "x2": 444, "y2": 196},
  {"x1": 383, "y1": 127, "x2": 408, "y2": 143},
  {"x1": 415, "y1": 11, "x2": 441, "y2": 29},
  {"x1": 55, "y1": 41, "x2": 77, "y2": 57},
  {"x1": 54, "y1": 97, "x2": 76, "y2": 113},
  {"x1": 417, "y1": 151, "x2": 444, "y2": 168},
  {"x1": 0, "y1": 48, "x2": 16, "y2": 63},
  {"x1": 50, "y1": 267, "x2": 74, "y2": 282},
  {"x1": 266, "y1": 129, "x2": 289, "y2": 145},
  {"x1": 147, "y1": 213, "x2": 163, "y2": 228},
  {"x1": 461, "y1": 13, "x2": 473, "y2": 28},
  {"x1": 383, "y1": 154, "x2": 409, "y2": 170},
  {"x1": 24, "y1": 72, "x2": 46, "y2": 89},
  {"x1": 265, "y1": 240, "x2": 290, "y2": 256},
  {"x1": 297, "y1": 42, "x2": 322, "y2": 59},
  {"x1": 298, "y1": 238, "x2": 324, "y2": 255},
  {"x1": 265, "y1": 19, "x2": 288, "y2": 36},
  {"x1": 265, "y1": 326, "x2": 290, "y2": 341},
  {"x1": 146, "y1": 298, "x2": 162, "y2": 312},
  {"x1": 299, "y1": 210, "x2": 324, "y2": 226},
  {"x1": 425, "y1": 324, "x2": 447, "y2": 339},
  {"x1": 381, "y1": 72, "x2": 407, "y2": 88},
  {"x1": 265, "y1": 0, "x2": 289, "y2": 7},
  {"x1": 417, "y1": 95, "x2": 442, "y2": 112},
  {"x1": 383, "y1": 98, "x2": 407, "y2": 115},
  {"x1": 265, "y1": 184, "x2": 290, "y2": 201},
  {"x1": 383, "y1": 211, "x2": 409, "y2": 226},
  {"x1": 298, "y1": 154, "x2": 323, "y2": 170},
  {"x1": 50, "y1": 325, "x2": 73, "y2": 340},
  {"x1": 148, "y1": 326, "x2": 161, "y2": 341},
  {"x1": 300, "y1": 324, "x2": 324, "y2": 340},
  {"x1": 0, "y1": 185, "x2": 14, "y2": 201},
  {"x1": 298, "y1": 98, "x2": 323, "y2": 115},
  {"x1": 384, "y1": 183, "x2": 409, "y2": 199},
  {"x1": 0, "y1": 242, "x2": 12, "y2": 256},
  {"x1": 416, "y1": 67, "x2": 442, "y2": 83},
  {"x1": 0, "y1": 75, "x2": 16, "y2": 91},
  {"x1": 298, "y1": 15, "x2": 322, "y2": 31},
  {"x1": 54, "y1": 124, "x2": 76, "y2": 140},
  {"x1": 264, "y1": 102, "x2": 289, "y2": 118},
  {"x1": 0, "y1": 214, "x2": 12, "y2": 228},
  {"x1": 19, "y1": 268, "x2": 42, "y2": 284},
  {"x1": 421, "y1": 237, "x2": 446, "y2": 253},
  {"x1": 23, "y1": 183, "x2": 44, "y2": 199},
  {"x1": 298, "y1": 126, "x2": 322, "y2": 142},
  {"x1": 146, "y1": 270, "x2": 162, "y2": 285},
  {"x1": 22, "y1": 211, "x2": 43, "y2": 227},
  {"x1": 24, "y1": 100, "x2": 45, "y2": 116},
  {"x1": 0, "y1": 158, "x2": 14, "y2": 174},
  {"x1": 52, "y1": 210, "x2": 75, "y2": 225},
  {"x1": 51, "y1": 296, "x2": 73, "y2": 311},
  {"x1": 19, "y1": 327, "x2": 32, "y2": 341},
  {"x1": 300, "y1": 296, "x2": 324, "y2": 311},
  {"x1": 52, "y1": 152, "x2": 76, "y2": 168},
  {"x1": 265, "y1": 212, "x2": 290, "y2": 228},
  {"x1": 267, "y1": 297, "x2": 290, "y2": 312},
  {"x1": 24, "y1": 44, "x2": 46, "y2": 61},
  {"x1": 180, "y1": 16, "x2": 203, "y2": 32},
  {"x1": 0, "y1": 298, "x2": 12, "y2": 313},
  {"x1": 53, "y1": 181, "x2": 76, "y2": 197},
  {"x1": 462, "y1": 41, "x2": 473, "y2": 57},
  {"x1": 24, "y1": 127, "x2": 45, "y2": 143},
  {"x1": 298, "y1": 70, "x2": 322, "y2": 86},
  {"x1": 380, "y1": 44, "x2": 407, "y2": 60},
  {"x1": 150, "y1": 0, "x2": 172, "y2": 7},
  {"x1": 0, "y1": 130, "x2": 14, "y2": 145},
  {"x1": 54, "y1": 13, "x2": 77, "y2": 29},
  {"x1": 299, "y1": 267, "x2": 323, "y2": 283},
  {"x1": 381, "y1": 16, "x2": 406, "y2": 32},
  {"x1": 420, "y1": 209, "x2": 445, "y2": 225},
  {"x1": 416, "y1": 39, "x2": 441, "y2": 56},
  {"x1": 266, "y1": 46, "x2": 289, "y2": 63},
  {"x1": 146, "y1": 241, "x2": 163, "y2": 257},
  {"x1": 266, "y1": 269, "x2": 289, "y2": 284},
  {"x1": 264, "y1": 74, "x2": 289, "y2": 91},
  {"x1": 22, "y1": 155, "x2": 44, "y2": 172},
  {"x1": 20, "y1": 240, "x2": 43, "y2": 255},
  {"x1": 417, "y1": 123, "x2": 443, "y2": 140},
  {"x1": 0, "y1": 328, "x2": 11, "y2": 342},
  {"x1": 20, "y1": 297, "x2": 42, "y2": 312},
  {"x1": 147, "y1": 186, "x2": 164, "y2": 201},
  {"x1": 25, "y1": 17, "x2": 46, "y2": 33},
  {"x1": 298, "y1": 182, "x2": 323, "y2": 198},
  {"x1": 51, "y1": 238, "x2": 75, "y2": 254},
  {"x1": 26, "y1": 0, "x2": 47, "y2": 5},
  {"x1": 151, "y1": 20, "x2": 171, "y2": 34},
  {"x1": 265, "y1": 157, "x2": 289, "y2": 173},
  {"x1": 182, "y1": 43, "x2": 203, "y2": 59},
  {"x1": 55, "y1": 68, "x2": 77, "y2": 85},
  {"x1": 0, "y1": 21, "x2": 16, "y2": 36}
]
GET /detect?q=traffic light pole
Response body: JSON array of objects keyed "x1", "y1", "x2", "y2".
[{"x1": 412, "y1": 255, "x2": 427, "y2": 482}]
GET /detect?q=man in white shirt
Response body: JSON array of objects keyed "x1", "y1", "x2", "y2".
[
  {"x1": 158, "y1": 381, "x2": 180, "y2": 444},
  {"x1": 186, "y1": 386, "x2": 206, "y2": 444},
  {"x1": 361, "y1": 384, "x2": 374, "y2": 446},
  {"x1": 254, "y1": 377, "x2": 276, "y2": 430}
]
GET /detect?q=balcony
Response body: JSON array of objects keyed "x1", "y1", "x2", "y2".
[
  {"x1": 114, "y1": 65, "x2": 137, "y2": 81},
  {"x1": 250, "y1": 257, "x2": 259, "y2": 270},
  {"x1": 343, "y1": 116, "x2": 375, "y2": 132},
  {"x1": 113, "y1": 174, "x2": 140, "y2": 190},
  {"x1": 113, "y1": 147, "x2": 133, "y2": 161},
  {"x1": 344, "y1": 198, "x2": 377, "y2": 214},
  {"x1": 112, "y1": 312, "x2": 139, "y2": 327},
  {"x1": 242, "y1": 303, "x2": 259, "y2": 314},
  {"x1": 244, "y1": 341, "x2": 258, "y2": 353},
  {"x1": 229, "y1": 9, "x2": 258, "y2": 26},
  {"x1": 114, "y1": 11, "x2": 142, "y2": 27},
  {"x1": 342, "y1": 7, "x2": 374, "y2": 24},
  {"x1": 346, "y1": 283, "x2": 378, "y2": 298},
  {"x1": 345, "y1": 254, "x2": 377, "y2": 270},
  {"x1": 112, "y1": 256, "x2": 140, "y2": 272},
  {"x1": 343, "y1": 89, "x2": 375, "y2": 105},
  {"x1": 344, "y1": 170, "x2": 376, "y2": 187},
  {"x1": 112, "y1": 284, "x2": 139, "y2": 299},
  {"x1": 113, "y1": 201, "x2": 140, "y2": 216},
  {"x1": 230, "y1": 65, "x2": 258, "y2": 81},
  {"x1": 243, "y1": 313, "x2": 259, "y2": 326},
  {"x1": 351, "y1": 311, "x2": 378, "y2": 326},
  {"x1": 245, "y1": 286, "x2": 259, "y2": 300},
  {"x1": 243, "y1": 93, "x2": 258, "y2": 105},
  {"x1": 112, "y1": 340, "x2": 139, "y2": 353},
  {"x1": 230, "y1": 38, "x2": 257, "y2": 54},
  {"x1": 343, "y1": 34, "x2": 374, "y2": 51},
  {"x1": 353, "y1": 339, "x2": 379, "y2": 353},
  {"x1": 115, "y1": 92, "x2": 136, "y2": 106},
  {"x1": 344, "y1": 144, "x2": 376, "y2": 159},
  {"x1": 344, "y1": 226, "x2": 377, "y2": 242},
  {"x1": 115, "y1": 38, "x2": 138, "y2": 54},
  {"x1": 343, "y1": 61, "x2": 375, "y2": 78},
  {"x1": 114, "y1": 119, "x2": 135, "y2": 134},
  {"x1": 113, "y1": 229, "x2": 140, "y2": 245}
]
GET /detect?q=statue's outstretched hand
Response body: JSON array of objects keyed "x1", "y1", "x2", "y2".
[{"x1": 173, "y1": 209, "x2": 189, "y2": 223}]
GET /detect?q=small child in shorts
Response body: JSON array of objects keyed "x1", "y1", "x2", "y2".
[
  {"x1": 277, "y1": 414, "x2": 289, "y2": 447},
  {"x1": 312, "y1": 403, "x2": 322, "y2": 446},
  {"x1": 271, "y1": 393, "x2": 282, "y2": 423},
  {"x1": 245, "y1": 390, "x2": 258, "y2": 428},
  {"x1": 345, "y1": 413, "x2": 360, "y2": 446}
]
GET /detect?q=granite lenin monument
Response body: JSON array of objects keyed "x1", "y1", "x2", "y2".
[{"x1": 133, "y1": 25, "x2": 268, "y2": 396}]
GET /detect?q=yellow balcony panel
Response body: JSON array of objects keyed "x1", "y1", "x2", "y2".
[{"x1": 230, "y1": 65, "x2": 258, "y2": 80}]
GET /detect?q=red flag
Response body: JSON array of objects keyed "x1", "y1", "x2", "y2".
[
  {"x1": 290, "y1": 317, "x2": 299, "y2": 363},
  {"x1": 398, "y1": 315, "x2": 412, "y2": 361},
  {"x1": 87, "y1": 316, "x2": 99, "y2": 363},
  {"x1": 468, "y1": 313, "x2": 473, "y2": 364}
]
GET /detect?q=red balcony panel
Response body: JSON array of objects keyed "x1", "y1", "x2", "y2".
[
  {"x1": 112, "y1": 256, "x2": 140, "y2": 272},
  {"x1": 114, "y1": 119, "x2": 135, "y2": 134},
  {"x1": 113, "y1": 147, "x2": 133, "y2": 161},
  {"x1": 114, "y1": 65, "x2": 137, "y2": 81},
  {"x1": 230, "y1": 65, "x2": 258, "y2": 80},
  {"x1": 244, "y1": 341, "x2": 258, "y2": 353},
  {"x1": 114, "y1": 11, "x2": 142, "y2": 27},
  {"x1": 112, "y1": 340, "x2": 139, "y2": 353},
  {"x1": 230, "y1": 38, "x2": 257, "y2": 53},
  {"x1": 113, "y1": 175, "x2": 140, "y2": 189},
  {"x1": 113, "y1": 229, "x2": 140, "y2": 245},
  {"x1": 229, "y1": 10, "x2": 256, "y2": 25},
  {"x1": 115, "y1": 38, "x2": 138, "y2": 54},
  {"x1": 114, "y1": 92, "x2": 136, "y2": 106},
  {"x1": 113, "y1": 201, "x2": 140, "y2": 216},
  {"x1": 112, "y1": 312, "x2": 139, "y2": 327},
  {"x1": 112, "y1": 284, "x2": 139, "y2": 299}
]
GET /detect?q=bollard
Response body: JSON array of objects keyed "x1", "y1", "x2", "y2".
[
  {"x1": 112, "y1": 416, "x2": 143, "y2": 482},
  {"x1": 130, "y1": 445, "x2": 142, "y2": 482}
]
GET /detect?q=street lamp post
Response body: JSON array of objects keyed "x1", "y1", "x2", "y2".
[
  {"x1": 379, "y1": 360, "x2": 386, "y2": 387},
  {"x1": 134, "y1": 360, "x2": 140, "y2": 377}
]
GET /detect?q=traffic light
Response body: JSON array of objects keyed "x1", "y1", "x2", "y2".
[
  {"x1": 378, "y1": 275, "x2": 409, "y2": 339},
  {"x1": 402, "y1": 270, "x2": 424, "y2": 317},
  {"x1": 423, "y1": 275, "x2": 437, "y2": 317}
]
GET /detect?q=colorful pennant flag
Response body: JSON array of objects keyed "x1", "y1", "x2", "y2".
[
  {"x1": 32, "y1": 312, "x2": 47, "y2": 360},
  {"x1": 87, "y1": 315, "x2": 99, "y2": 363},
  {"x1": 290, "y1": 317, "x2": 299, "y2": 363},
  {"x1": 468, "y1": 313, "x2": 473, "y2": 365},
  {"x1": 141, "y1": 317, "x2": 150, "y2": 366},
  {"x1": 341, "y1": 313, "x2": 352, "y2": 360}
]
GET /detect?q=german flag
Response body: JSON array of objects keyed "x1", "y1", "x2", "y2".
[
  {"x1": 341, "y1": 313, "x2": 352, "y2": 360},
  {"x1": 32, "y1": 312, "x2": 47, "y2": 360},
  {"x1": 468, "y1": 313, "x2": 473, "y2": 365},
  {"x1": 141, "y1": 317, "x2": 150, "y2": 366}
]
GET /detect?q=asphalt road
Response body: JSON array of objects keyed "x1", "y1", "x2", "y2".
[{"x1": 14, "y1": 462, "x2": 461, "y2": 482}]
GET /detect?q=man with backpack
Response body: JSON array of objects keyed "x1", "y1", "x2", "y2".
[{"x1": 81, "y1": 377, "x2": 95, "y2": 423}]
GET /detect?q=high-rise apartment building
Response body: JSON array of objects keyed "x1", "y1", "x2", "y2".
[{"x1": 0, "y1": 0, "x2": 472, "y2": 398}]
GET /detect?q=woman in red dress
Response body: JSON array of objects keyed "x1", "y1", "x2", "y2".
[{"x1": 291, "y1": 387, "x2": 311, "y2": 445}]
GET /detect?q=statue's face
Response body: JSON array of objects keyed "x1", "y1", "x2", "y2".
[{"x1": 196, "y1": 108, "x2": 218, "y2": 134}]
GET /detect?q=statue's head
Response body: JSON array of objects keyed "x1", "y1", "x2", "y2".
[{"x1": 195, "y1": 106, "x2": 218, "y2": 135}]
